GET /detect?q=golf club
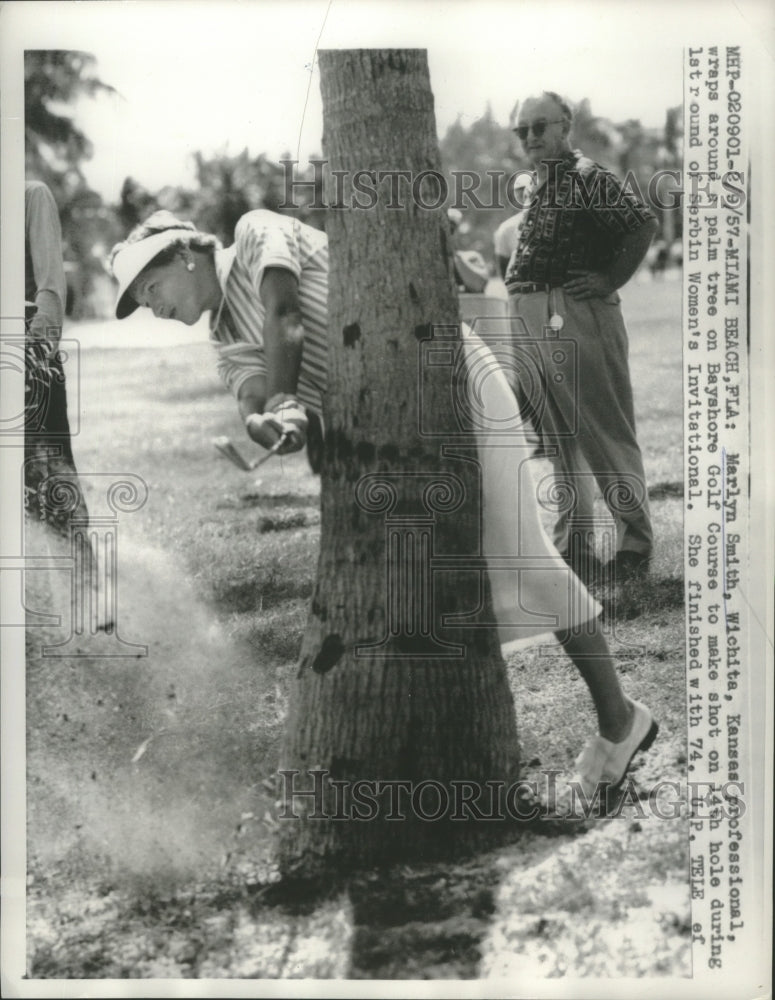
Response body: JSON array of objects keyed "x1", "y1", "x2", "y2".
[{"x1": 213, "y1": 433, "x2": 289, "y2": 472}]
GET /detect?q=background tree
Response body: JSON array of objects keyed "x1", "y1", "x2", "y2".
[
  {"x1": 277, "y1": 49, "x2": 521, "y2": 877},
  {"x1": 24, "y1": 51, "x2": 119, "y2": 317},
  {"x1": 116, "y1": 177, "x2": 162, "y2": 234},
  {"x1": 655, "y1": 105, "x2": 683, "y2": 251},
  {"x1": 112, "y1": 150, "x2": 327, "y2": 248},
  {"x1": 187, "y1": 149, "x2": 325, "y2": 243},
  {"x1": 24, "y1": 46, "x2": 327, "y2": 318},
  {"x1": 24, "y1": 51, "x2": 113, "y2": 187},
  {"x1": 439, "y1": 104, "x2": 524, "y2": 262}
]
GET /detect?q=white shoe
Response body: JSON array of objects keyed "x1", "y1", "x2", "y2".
[{"x1": 574, "y1": 700, "x2": 658, "y2": 797}]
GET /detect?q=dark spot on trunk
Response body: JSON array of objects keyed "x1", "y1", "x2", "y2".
[
  {"x1": 343, "y1": 322, "x2": 361, "y2": 347},
  {"x1": 413, "y1": 322, "x2": 431, "y2": 342},
  {"x1": 312, "y1": 634, "x2": 345, "y2": 674},
  {"x1": 408, "y1": 281, "x2": 420, "y2": 304},
  {"x1": 377, "y1": 443, "x2": 400, "y2": 464},
  {"x1": 471, "y1": 888, "x2": 496, "y2": 918},
  {"x1": 311, "y1": 597, "x2": 328, "y2": 622},
  {"x1": 356, "y1": 441, "x2": 376, "y2": 464},
  {"x1": 330, "y1": 756, "x2": 362, "y2": 780},
  {"x1": 325, "y1": 428, "x2": 353, "y2": 465}
]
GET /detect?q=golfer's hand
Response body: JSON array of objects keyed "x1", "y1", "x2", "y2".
[
  {"x1": 245, "y1": 398, "x2": 308, "y2": 454},
  {"x1": 563, "y1": 270, "x2": 616, "y2": 300}
]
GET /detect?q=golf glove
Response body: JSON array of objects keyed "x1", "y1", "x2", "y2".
[{"x1": 245, "y1": 394, "x2": 308, "y2": 454}]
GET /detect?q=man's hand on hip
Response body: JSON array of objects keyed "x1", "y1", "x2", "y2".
[{"x1": 563, "y1": 270, "x2": 617, "y2": 300}]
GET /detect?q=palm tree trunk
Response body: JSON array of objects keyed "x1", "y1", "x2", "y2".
[{"x1": 278, "y1": 49, "x2": 520, "y2": 876}]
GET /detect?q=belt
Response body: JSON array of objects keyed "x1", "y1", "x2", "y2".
[{"x1": 506, "y1": 281, "x2": 558, "y2": 294}]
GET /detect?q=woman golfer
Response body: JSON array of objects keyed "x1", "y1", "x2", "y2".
[{"x1": 110, "y1": 208, "x2": 657, "y2": 802}]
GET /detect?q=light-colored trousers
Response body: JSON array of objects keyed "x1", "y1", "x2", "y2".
[
  {"x1": 509, "y1": 288, "x2": 653, "y2": 559},
  {"x1": 461, "y1": 329, "x2": 601, "y2": 649}
]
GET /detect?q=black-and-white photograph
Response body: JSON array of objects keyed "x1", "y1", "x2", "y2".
[{"x1": 1, "y1": 2, "x2": 772, "y2": 996}]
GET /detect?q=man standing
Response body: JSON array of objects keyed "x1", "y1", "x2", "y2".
[
  {"x1": 25, "y1": 180, "x2": 90, "y2": 536},
  {"x1": 505, "y1": 92, "x2": 657, "y2": 586}
]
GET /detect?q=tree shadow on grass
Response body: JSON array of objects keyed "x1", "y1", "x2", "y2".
[
  {"x1": 346, "y1": 860, "x2": 502, "y2": 979},
  {"x1": 254, "y1": 815, "x2": 585, "y2": 980},
  {"x1": 648, "y1": 481, "x2": 683, "y2": 501},
  {"x1": 217, "y1": 491, "x2": 322, "y2": 511}
]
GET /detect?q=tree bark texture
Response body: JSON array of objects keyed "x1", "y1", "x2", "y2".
[{"x1": 278, "y1": 49, "x2": 520, "y2": 874}]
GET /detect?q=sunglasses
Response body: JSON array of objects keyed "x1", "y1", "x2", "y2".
[{"x1": 513, "y1": 120, "x2": 565, "y2": 141}]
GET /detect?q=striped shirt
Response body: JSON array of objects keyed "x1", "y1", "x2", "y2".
[{"x1": 210, "y1": 210, "x2": 329, "y2": 413}]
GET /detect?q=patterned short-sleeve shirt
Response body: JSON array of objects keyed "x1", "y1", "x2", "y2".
[
  {"x1": 210, "y1": 210, "x2": 329, "y2": 414},
  {"x1": 505, "y1": 151, "x2": 654, "y2": 289}
]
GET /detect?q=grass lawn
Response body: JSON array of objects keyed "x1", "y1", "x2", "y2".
[{"x1": 22, "y1": 276, "x2": 691, "y2": 980}]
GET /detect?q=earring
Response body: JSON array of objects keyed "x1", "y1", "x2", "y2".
[{"x1": 186, "y1": 262, "x2": 195, "y2": 272}]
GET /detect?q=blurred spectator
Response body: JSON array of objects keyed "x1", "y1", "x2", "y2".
[
  {"x1": 448, "y1": 208, "x2": 489, "y2": 293},
  {"x1": 25, "y1": 180, "x2": 91, "y2": 535}
]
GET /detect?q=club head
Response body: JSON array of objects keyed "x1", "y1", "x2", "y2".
[
  {"x1": 252, "y1": 433, "x2": 290, "y2": 469},
  {"x1": 212, "y1": 436, "x2": 257, "y2": 472}
]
